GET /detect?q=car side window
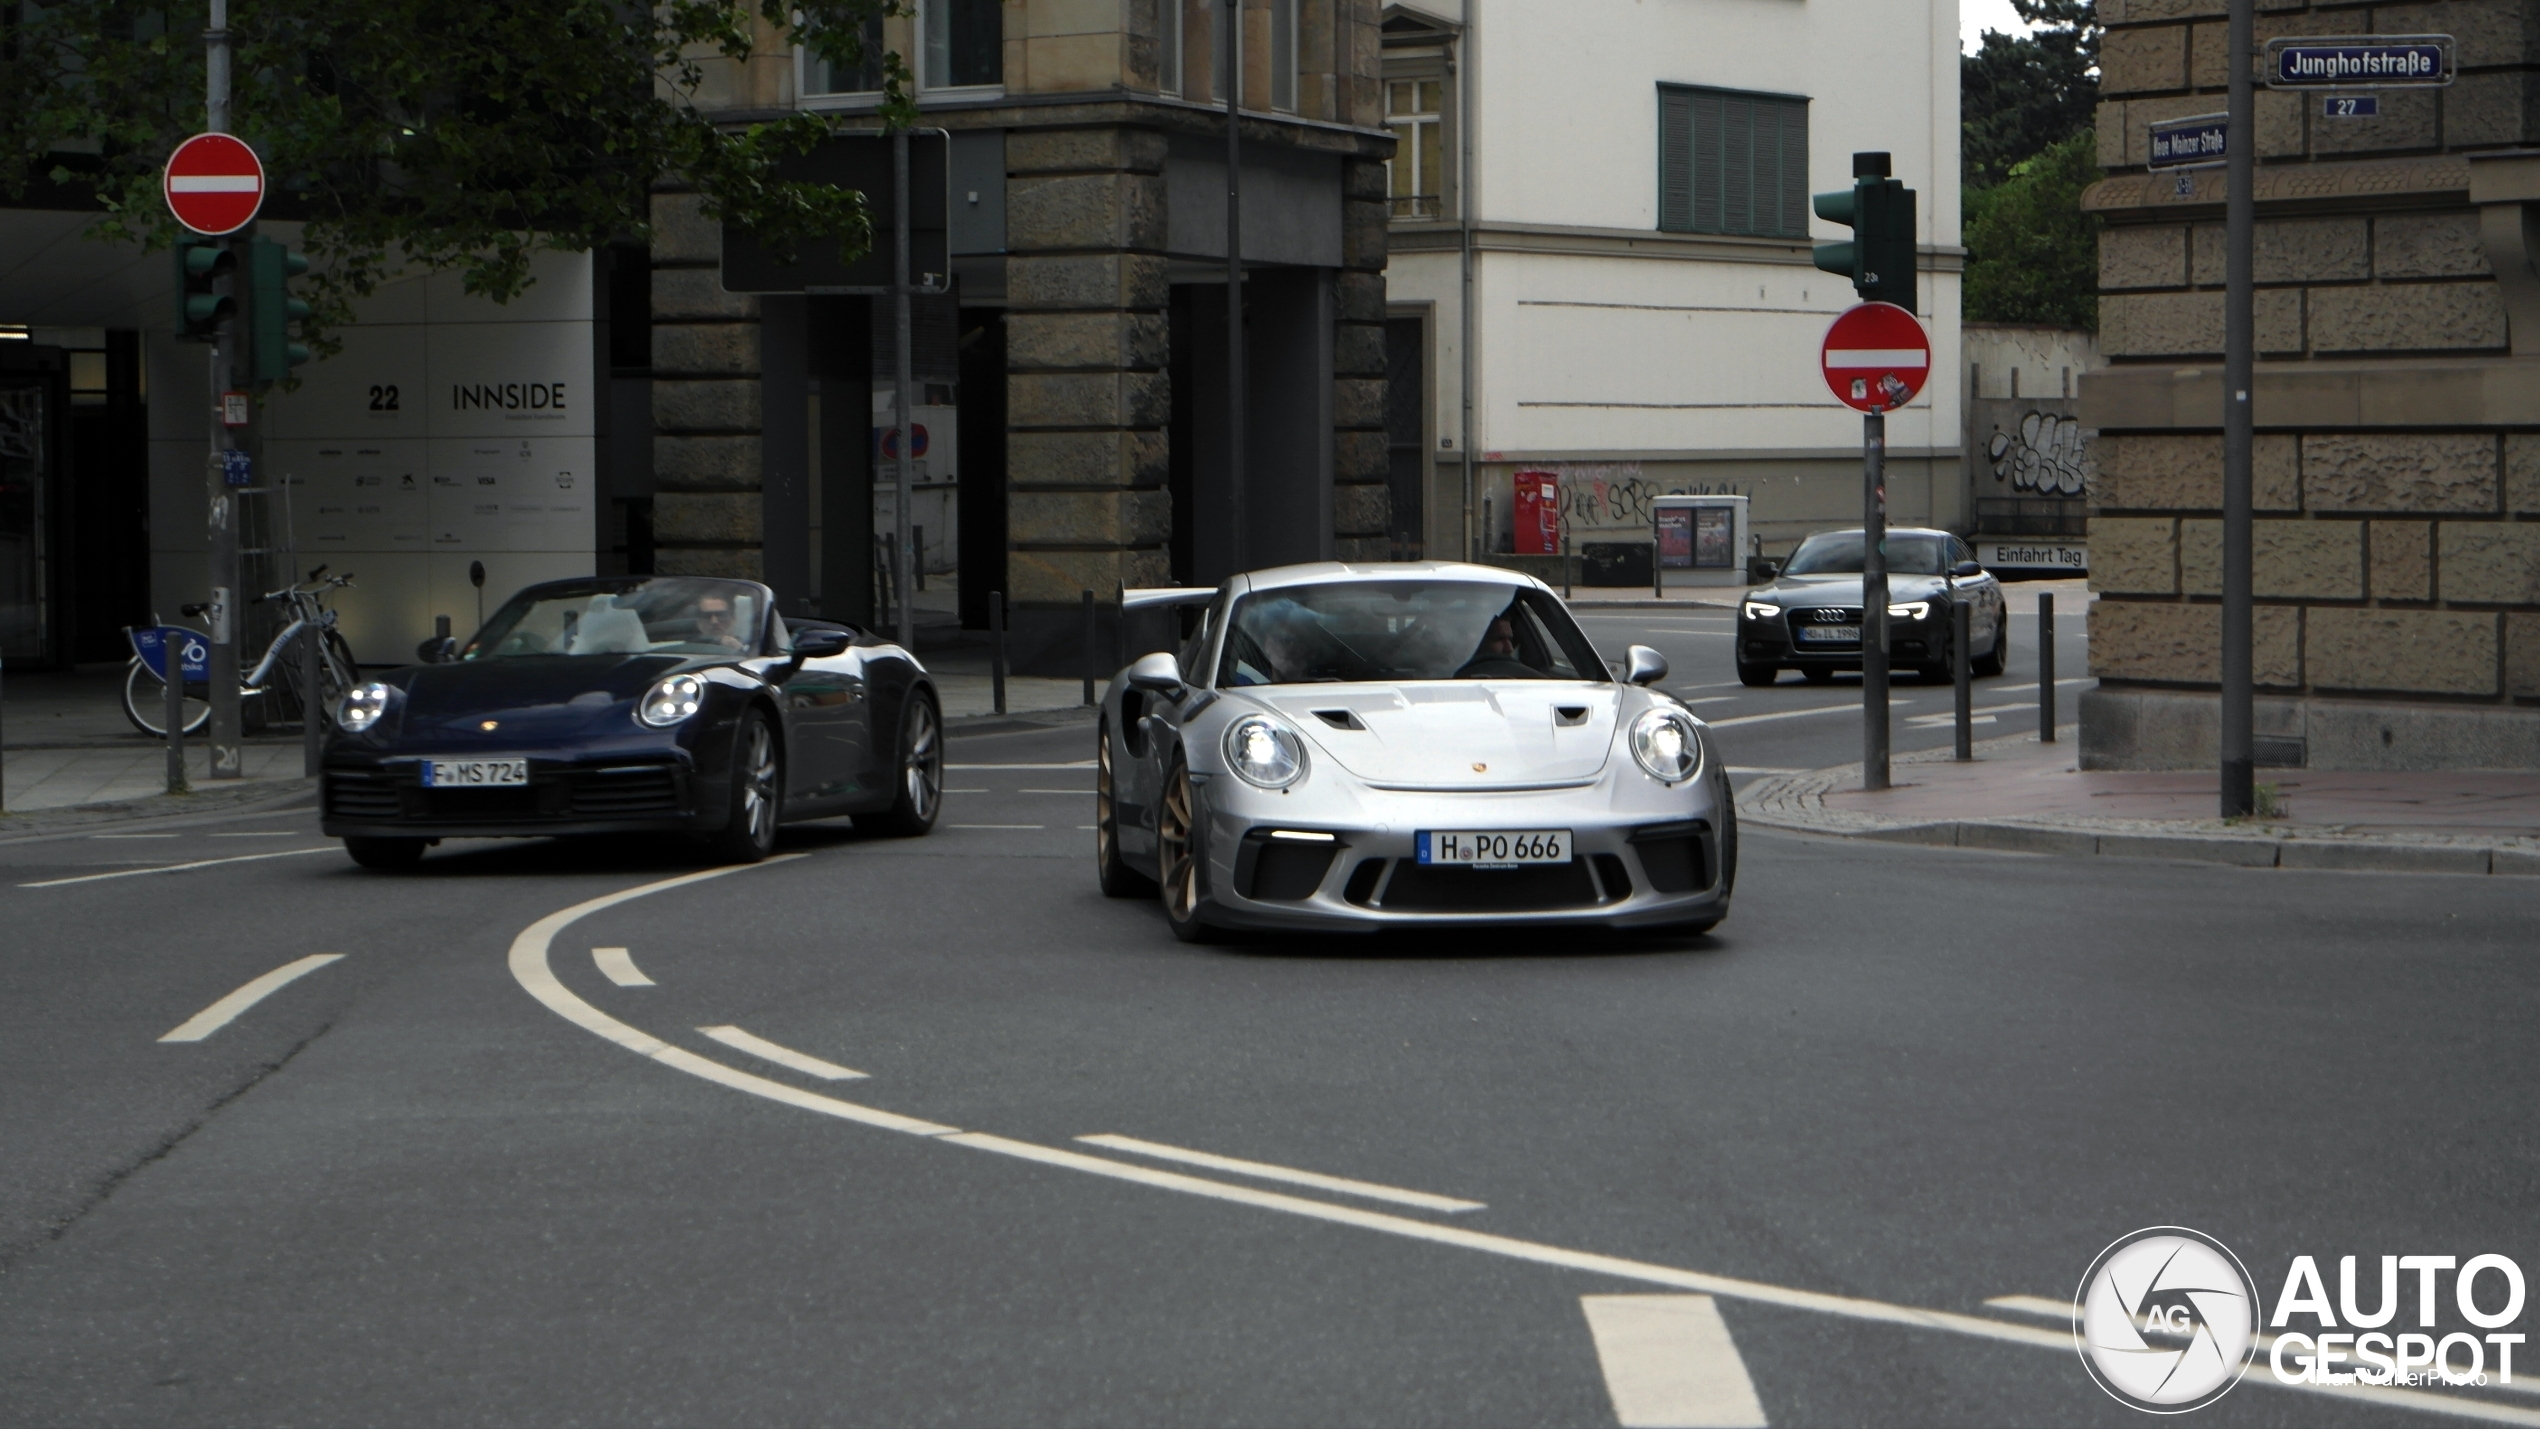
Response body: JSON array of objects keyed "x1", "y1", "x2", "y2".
[
  {"x1": 1179, "y1": 592, "x2": 1226, "y2": 686},
  {"x1": 1951, "y1": 536, "x2": 1977, "y2": 568}
]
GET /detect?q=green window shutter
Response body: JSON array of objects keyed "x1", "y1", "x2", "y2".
[
  {"x1": 1777, "y1": 99, "x2": 1810, "y2": 237},
  {"x1": 1692, "y1": 90, "x2": 1724, "y2": 233},
  {"x1": 1659, "y1": 85, "x2": 1810, "y2": 238},
  {"x1": 1658, "y1": 86, "x2": 1695, "y2": 233}
]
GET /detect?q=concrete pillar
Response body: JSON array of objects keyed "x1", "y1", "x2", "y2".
[
  {"x1": 649, "y1": 187, "x2": 765, "y2": 578},
  {"x1": 1004, "y1": 125, "x2": 1172, "y2": 668},
  {"x1": 1332, "y1": 156, "x2": 1391, "y2": 561}
]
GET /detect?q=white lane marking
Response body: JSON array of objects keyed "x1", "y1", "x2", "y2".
[
  {"x1": 698, "y1": 1025, "x2": 866, "y2": 1080},
  {"x1": 1077, "y1": 824, "x2": 1099, "y2": 830},
  {"x1": 1726, "y1": 767, "x2": 1800, "y2": 775},
  {"x1": 1987, "y1": 678, "x2": 2093, "y2": 695},
  {"x1": 159, "y1": 954, "x2": 344, "y2": 1043},
  {"x1": 209, "y1": 830, "x2": 298, "y2": 837},
  {"x1": 943, "y1": 788, "x2": 990, "y2": 794},
  {"x1": 1641, "y1": 630, "x2": 1735, "y2": 638},
  {"x1": 92, "y1": 833, "x2": 178, "y2": 840},
  {"x1": 1701, "y1": 704, "x2": 1857, "y2": 729},
  {"x1": 504, "y1": 859, "x2": 957, "y2": 1136},
  {"x1": 507, "y1": 874, "x2": 2540, "y2": 1428},
  {"x1": 23, "y1": 846, "x2": 335, "y2": 887},
  {"x1": 946, "y1": 761, "x2": 1097, "y2": 770},
  {"x1": 1681, "y1": 697, "x2": 1735, "y2": 705},
  {"x1": 592, "y1": 947, "x2": 653, "y2": 987},
  {"x1": 1905, "y1": 713, "x2": 1998, "y2": 729},
  {"x1": 950, "y1": 823, "x2": 1046, "y2": 830},
  {"x1": 1077, "y1": 1133, "x2": 1485, "y2": 1213},
  {"x1": 1020, "y1": 788, "x2": 1091, "y2": 794},
  {"x1": 1582, "y1": 1295, "x2": 1770, "y2": 1428}
]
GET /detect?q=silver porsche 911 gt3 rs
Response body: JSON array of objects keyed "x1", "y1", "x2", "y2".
[{"x1": 1094, "y1": 563, "x2": 1736, "y2": 941}]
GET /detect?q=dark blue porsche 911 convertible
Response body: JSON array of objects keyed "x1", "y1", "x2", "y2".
[{"x1": 320, "y1": 576, "x2": 942, "y2": 869}]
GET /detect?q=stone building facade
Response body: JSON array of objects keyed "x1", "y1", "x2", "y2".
[
  {"x1": 656, "y1": 1, "x2": 1395, "y2": 670},
  {"x1": 2080, "y1": 0, "x2": 2540, "y2": 770}
]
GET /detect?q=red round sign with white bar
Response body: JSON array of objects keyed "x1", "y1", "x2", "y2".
[
  {"x1": 163, "y1": 133, "x2": 266, "y2": 236},
  {"x1": 1820, "y1": 301, "x2": 1931, "y2": 413}
]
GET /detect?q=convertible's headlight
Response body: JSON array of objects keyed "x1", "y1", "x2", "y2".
[
  {"x1": 638, "y1": 673, "x2": 706, "y2": 728},
  {"x1": 336, "y1": 681, "x2": 391, "y2": 733},
  {"x1": 1630, "y1": 706, "x2": 1704, "y2": 784},
  {"x1": 1224, "y1": 714, "x2": 1306, "y2": 789},
  {"x1": 1742, "y1": 601, "x2": 1780, "y2": 621},
  {"x1": 1887, "y1": 601, "x2": 1931, "y2": 622}
]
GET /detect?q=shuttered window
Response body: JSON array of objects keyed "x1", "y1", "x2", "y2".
[{"x1": 1657, "y1": 85, "x2": 1809, "y2": 239}]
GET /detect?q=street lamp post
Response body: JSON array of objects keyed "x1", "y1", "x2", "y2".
[{"x1": 2220, "y1": 0, "x2": 2256, "y2": 817}]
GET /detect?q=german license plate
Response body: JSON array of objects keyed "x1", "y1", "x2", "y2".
[
  {"x1": 423, "y1": 757, "x2": 528, "y2": 787},
  {"x1": 1417, "y1": 829, "x2": 1572, "y2": 866},
  {"x1": 1796, "y1": 625, "x2": 1860, "y2": 643}
]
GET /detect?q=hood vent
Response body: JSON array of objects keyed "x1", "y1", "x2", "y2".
[
  {"x1": 1554, "y1": 706, "x2": 1589, "y2": 726},
  {"x1": 1312, "y1": 709, "x2": 1366, "y2": 730}
]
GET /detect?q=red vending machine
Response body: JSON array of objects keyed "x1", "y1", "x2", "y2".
[{"x1": 1512, "y1": 470, "x2": 1560, "y2": 556}]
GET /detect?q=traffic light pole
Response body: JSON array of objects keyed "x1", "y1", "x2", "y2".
[
  {"x1": 2219, "y1": 0, "x2": 2256, "y2": 817},
  {"x1": 204, "y1": 0, "x2": 244, "y2": 781},
  {"x1": 1862, "y1": 411, "x2": 1890, "y2": 792}
]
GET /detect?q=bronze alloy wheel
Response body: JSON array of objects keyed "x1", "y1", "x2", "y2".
[
  {"x1": 1095, "y1": 723, "x2": 1154, "y2": 897},
  {"x1": 1155, "y1": 754, "x2": 1214, "y2": 941}
]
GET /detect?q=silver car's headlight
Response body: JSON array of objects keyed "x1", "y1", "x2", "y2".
[
  {"x1": 1224, "y1": 714, "x2": 1307, "y2": 789},
  {"x1": 638, "y1": 673, "x2": 706, "y2": 728},
  {"x1": 337, "y1": 681, "x2": 391, "y2": 733},
  {"x1": 1742, "y1": 601, "x2": 1779, "y2": 621},
  {"x1": 1630, "y1": 706, "x2": 1704, "y2": 785}
]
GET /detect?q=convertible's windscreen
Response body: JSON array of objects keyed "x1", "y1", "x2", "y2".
[
  {"x1": 1218, "y1": 582, "x2": 1607, "y2": 686},
  {"x1": 464, "y1": 578, "x2": 763, "y2": 659}
]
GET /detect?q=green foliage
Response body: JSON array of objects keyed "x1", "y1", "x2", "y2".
[
  {"x1": 1963, "y1": 132, "x2": 2102, "y2": 329},
  {"x1": 1962, "y1": 0, "x2": 2099, "y2": 190},
  {"x1": 3, "y1": 0, "x2": 912, "y2": 358}
]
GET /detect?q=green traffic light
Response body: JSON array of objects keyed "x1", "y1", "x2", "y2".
[
  {"x1": 249, "y1": 236, "x2": 312, "y2": 382},
  {"x1": 173, "y1": 238, "x2": 236, "y2": 341}
]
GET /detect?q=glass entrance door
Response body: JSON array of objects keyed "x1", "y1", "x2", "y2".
[{"x1": 0, "y1": 377, "x2": 55, "y2": 665}]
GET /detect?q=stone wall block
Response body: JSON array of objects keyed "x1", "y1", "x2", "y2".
[
  {"x1": 653, "y1": 491, "x2": 764, "y2": 545},
  {"x1": 1334, "y1": 428, "x2": 1388, "y2": 482},
  {"x1": 2301, "y1": 434, "x2": 2498, "y2": 512},
  {"x1": 2509, "y1": 612, "x2": 2540, "y2": 698},
  {"x1": 2313, "y1": 89, "x2": 2440, "y2": 154},
  {"x1": 1006, "y1": 253, "x2": 1168, "y2": 310},
  {"x1": 2307, "y1": 608, "x2": 2500, "y2": 695},
  {"x1": 652, "y1": 434, "x2": 763, "y2": 489},
  {"x1": 2179, "y1": 518, "x2": 2363, "y2": 599},
  {"x1": 2188, "y1": 218, "x2": 2368, "y2": 284},
  {"x1": 1008, "y1": 430, "x2": 1163, "y2": 488},
  {"x1": 2098, "y1": 289, "x2": 2301, "y2": 357},
  {"x1": 2101, "y1": 226, "x2": 2187, "y2": 290},
  {"x1": 653, "y1": 546, "x2": 764, "y2": 580},
  {"x1": 1343, "y1": 157, "x2": 1389, "y2": 201},
  {"x1": 2438, "y1": 523, "x2": 2540, "y2": 605},
  {"x1": 652, "y1": 324, "x2": 760, "y2": 377},
  {"x1": 1334, "y1": 322, "x2": 1387, "y2": 378},
  {"x1": 1335, "y1": 270, "x2": 1387, "y2": 322},
  {"x1": 2378, "y1": 0, "x2": 2538, "y2": 68},
  {"x1": 1007, "y1": 310, "x2": 1170, "y2": 370},
  {"x1": 2306, "y1": 282, "x2": 2507, "y2": 354},
  {"x1": 1121, "y1": 369, "x2": 1170, "y2": 428},
  {"x1": 649, "y1": 191, "x2": 721, "y2": 265},
  {"x1": 1009, "y1": 173, "x2": 1167, "y2": 252},
  {"x1": 1006, "y1": 548, "x2": 1171, "y2": 605},
  {"x1": 1332, "y1": 481, "x2": 1390, "y2": 537},
  {"x1": 2508, "y1": 435, "x2": 2540, "y2": 513},
  {"x1": 2444, "y1": 71, "x2": 2540, "y2": 148},
  {"x1": 1003, "y1": 125, "x2": 1163, "y2": 180},
  {"x1": 1010, "y1": 372, "x2": 1128, "y2": 429},
  {"x1": 2088, "y1": 517, "x2": 2179, "y2": 594},
  {"x1": 2375, "y1": 212, "x2": 2490, "y2": 278},
  {"x1": 2096, "y1": 100, "x2": 2130, "y2": 169},
  {"x1": 1342, "y1": 198, "x2": 1390, "y2": 272},
  {"x1": 651, "y1": 268, "x2": 760, "y2": 321},
  {"x1": 653, "y1": 380, "x2": 762, "y2": 434},
  {"x1": 2089, "y1": 600, "x2": 2301, "y2": 686},
  {"x1": 1333, "y1": 377, "x2": 1386, "y2": 429},
  {"x1": 2100, "y1": 24, "x2": 2187, "y2": 96},
  {"x1": 1009, "y1": 489, "x2": 1172, "y2": 547},
  {"x1": 2369, "y1": 520, "x2": 2432, "y2": 601},
  {"x1": 2090, "y1": 432, "x2": 2297, "y2": 510}
]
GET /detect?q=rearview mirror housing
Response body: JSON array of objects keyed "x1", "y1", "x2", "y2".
[
  {"x1": 1951, "y1": 559, "x2": 1983, "y2": 577},
  {"x1": 1624, "y1": 644, "x2": 1669, "y2": 687},
  {"x1": 414, "y1": 635, "x2": 457, "y2": 664},
  {"x1": 1749, "y1": 558, "x2": 1781, "y2": 582},
  {"x1": 1125, "y1": 650, "x2": 1186, "y2": 697},
  {"x1": 791, "y1": 627, "x2": 854, "y2": 660}
]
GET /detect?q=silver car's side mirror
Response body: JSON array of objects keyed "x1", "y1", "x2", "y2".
[
  {"x1": 1624, "y1": 644, "x2": 1668, "y2": 686},
  {"x1": 1125, "y1": 650, "x2": 1186, "y2": 697}
]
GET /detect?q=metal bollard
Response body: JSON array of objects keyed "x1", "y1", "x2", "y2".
[
  {"x1": 1953, "y1": 599, "x2": 1973, "y2": 762},
  {"x1": 164, "y1": 633, "x2": 189, "y2": 795},
  {"x1": 912, "y1": 524, "x2": 925, "y2": 593},
  {"x1": 0, "y1": 653, "x2": 6, "y2": 813},
  {"x1": 301, "y1": 611, "x2": 324, "y2": 778},
  {"x1": 1080, "y1": 589, "x2": 1096, "y2": 707},
  {"x1": 2038, "y1": 591, "x2": 2057, "y2": 743},
  {"x1": 989, "y1": 591, "x2": 1007, "y2": 717}
]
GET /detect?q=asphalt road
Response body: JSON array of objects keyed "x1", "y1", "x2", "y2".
[{"x1": 1, "y1": 667, "x2": 2533, "y2": 1427}]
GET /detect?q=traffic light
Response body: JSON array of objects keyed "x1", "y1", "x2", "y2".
[
  {"x1": 1812, "y1": 151, "x2": 1917, "y2": 310},
  {"x1": 174, "y1": 236, "x2": 234, "y2": 341},
  {"x1": 248, "y1": 236, "x2": 311, "y2": 383}
]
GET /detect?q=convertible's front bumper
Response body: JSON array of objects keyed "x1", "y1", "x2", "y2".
[
  {"x1": 1186, "y1": 772, "x2": 1730, "y2": 933},
  {"x1": 319, "y1": 755, "x2": 718, "y2": 840}
]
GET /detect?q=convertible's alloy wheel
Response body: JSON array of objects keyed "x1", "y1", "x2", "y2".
[
  {"x1": 1095, "y1": 724, "x2": 1154, "y2": 898},
  {"x1": 709, "y1": 713, "x2": 781, "y2": 864},
  {"x1": 1156, "y1": 756, "x2": 1213, "y2": 940},
  {"x1": 858, "y1": 694, "x2": 942, "y2": 837}
]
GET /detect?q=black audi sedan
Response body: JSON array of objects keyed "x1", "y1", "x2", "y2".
[
  {"x1": 320, "y1": 576, "x2": 941, "y2": 868},
  {"x1": 1734, "y1": 528, "x2": 2007, "y2": 686}
]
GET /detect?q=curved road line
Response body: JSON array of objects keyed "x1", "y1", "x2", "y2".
[{"x1": 502, "y1": 862, "x2": 2540, "y2": 1427}]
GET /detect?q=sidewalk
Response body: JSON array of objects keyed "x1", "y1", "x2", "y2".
[{"x1": 1739, "y1": 726, "x2": 2540, "y2": 876}]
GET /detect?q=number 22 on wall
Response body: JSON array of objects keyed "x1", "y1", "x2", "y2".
[{"x1": 368, "y1": 384, "x2": 401, "y2": 412}]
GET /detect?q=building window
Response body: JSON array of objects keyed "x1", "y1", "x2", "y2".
[
  {"x1": 1271, "y1": 0, "x2": 1296, "y2": 112},
  {"x1": 1159, "y1": 0, "x2": 1182, "y2": 95},
  {"x1": 1657, "y1": 84, "x2": 1809, "y2": 239},
  {"x1": 805, "y1": 13, "x2": 886, "y2": 96},
  {"x1": 923, "y1": 0, "x2": 1002, "y2": 90},
  {"x1": 1386, "y1": 79, "x2": 1443, "y2": 219}
]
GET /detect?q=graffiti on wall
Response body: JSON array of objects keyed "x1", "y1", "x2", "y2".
[
  {"x1": 1982, "y1": 409, "x2": 2088, "y2": 497},
  {"x1": 1536, "y1": 464, "x2": 1755, "y2": 531}
]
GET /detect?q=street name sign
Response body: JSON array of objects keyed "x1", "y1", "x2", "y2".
[
  {"x1": 2266, "y1": 35, "x2": 2453, "y2": 88},
  {"x1": 163, "y1": 133, "x2": 265, "y2": 236},
  {"x1": 2148, "y1": 113, "x2": 2229, "y2": 170},
  {"x1": 1820, "y1": 302, "x2": 1929, "y2": 414}
]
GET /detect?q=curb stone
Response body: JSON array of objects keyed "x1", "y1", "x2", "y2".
[
  {"x1": 1737, "y1": 731, "x2": 2540, "y2": 877},
  {"x1": 0, "y1": 777, "x2": 318, "y2": 841}
]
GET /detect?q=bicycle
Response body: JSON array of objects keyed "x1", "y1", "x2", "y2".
[{"x1": 122, "y1": 568, "x2": 362, "y2": 737}]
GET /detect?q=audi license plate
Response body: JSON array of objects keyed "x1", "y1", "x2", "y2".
[
  {"x1": 1417, "y1": 829, "x2": 1572, "y2": 866},
  {"x1": 422, "y1": 757, "x2": 529, "y2": 788},
  {"x1": 1796, "y1": 625, "x2": 1860, "y2": 643}
]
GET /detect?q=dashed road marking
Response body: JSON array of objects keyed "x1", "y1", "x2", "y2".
[
  {"x1": 945, "y1": 762, "x2": 1096, "y2": 770},
  {"x1": 1077, "y1": 1134, "x2": 1485, "y2": 1214},
  {"x1": 949, "y1": 823, "x2": 1046, "y2": 830},
  {"x1": 1582, "y1": 1294, "x2": 1770, "y2": 1428},
  {"x1": 24, "y1": 846, "x2": 335, "y2": 887},
  {"x1": 698, "y1": 1025, "x2": 866, "y2": 1081},
  {"x1": 160, "y1": 954, "x2": 344, "y2": 1043}
]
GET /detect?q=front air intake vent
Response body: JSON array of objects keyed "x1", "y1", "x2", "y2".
[{"x1": 1312, "y1": 709, "x2": 1365, "y2": 730}]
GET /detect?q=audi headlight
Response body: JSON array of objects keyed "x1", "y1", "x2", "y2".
[
  {"x1": 1887, "y1": 601, "x2": 1931, "y2": 622},
  {"x1": 1630, "y1": 706, "x2": 1704, "y2": 784},
  {"x1": 1742, "y1": 601, "x2": 1780, "y2": 621},
  {"x1": 638, "y1": 673, "x2": 706, "y2": 728},
  {"x1": 336, "y1": 681, "x2": 391, "y2": 733},
  {"x1": 1224, "y1": 714, "x2": 1307, "y2": 789}
]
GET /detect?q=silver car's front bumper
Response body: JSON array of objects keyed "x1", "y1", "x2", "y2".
[{"x1": 1186, "y1": 767, "x2": 1731, "y2": 932}]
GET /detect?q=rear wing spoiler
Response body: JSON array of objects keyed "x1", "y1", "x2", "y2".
[{"x1": 1122, "y1": 586, "x2": 1217, "y2": 612}]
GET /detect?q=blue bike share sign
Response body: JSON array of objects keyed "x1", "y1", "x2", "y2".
[{"x1": 130, "y1": 625, "x2": 210, "y2": 681}]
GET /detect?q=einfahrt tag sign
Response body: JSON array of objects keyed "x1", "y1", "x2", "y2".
[{"x1": 1820, "y1": 302, "x2": 1930, "y2": 413}]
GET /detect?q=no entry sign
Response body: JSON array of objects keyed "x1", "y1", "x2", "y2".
[
  {"x1": 1820, "y1": 301, "x2": 1930, "y2": 413},
  {"x1": 163, "y1": 133, "x2": 265, "y2": 236}
]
